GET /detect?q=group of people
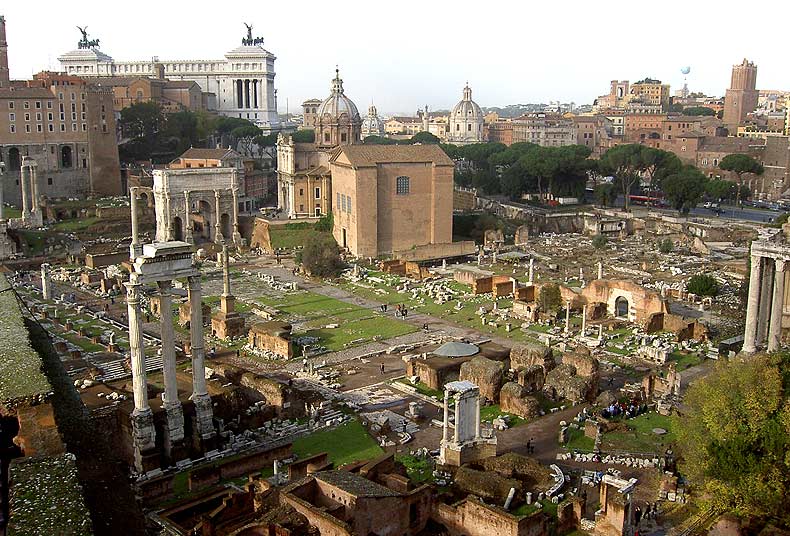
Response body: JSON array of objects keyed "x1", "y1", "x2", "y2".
[
  {"x1": 599, "y1": 398, "x2": 648, "y2": 420},
  {"x1": 379, "y1": 303, "x2": 409, "y2": 318}
]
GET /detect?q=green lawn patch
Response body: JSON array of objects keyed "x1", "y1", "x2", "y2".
[
  {"x1": 479, "y1": 403, "x2": 526, "y2": 427},
  {"x1": 3, "y1": 205, "x2": 21, "y2": 218},
  {"x1": 600, "y1": 412, "x2": 675, "y2": 454},
  {"x1": 17, "y1": 229, "x2": 47, "y2": 254},
  {"x1": 292, "y1": 419, "x2": 383, "y2": 467},
  {"x1": 669, "y1": 350, "x2": 703, "y2": 371},
  {"x1": 50, "y1": 217, "x2": 100, "y2": 232},
  {"x1": 269, "y1": 224, "x2": 331, "y2": 250},
  {"x1": 563, "y1": 427, "x2": 595, "y2": 451},
  {"x1": 396, "y1": 454, "x2": 434, "y2": 484}
]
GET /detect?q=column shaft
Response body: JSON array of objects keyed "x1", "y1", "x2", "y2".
[
  {"x1": 130, "y1": 187, "x2": 140, "y2": 260},
  {"x1": 126, "y1": 280, "x2": 150, "y2": 413},
  {"x1": 442, "y1": 392, "x2": 449, "y2": 442},
  {"x1": 214, "y1": 190, "x2": 223, "y2": 243},
  {"x1": 474, "y1": 393, "x2": 481, "y2": 439},
  {"x1": 188, "y1": 276, "x2": 209, "y2": 397},
  {"x1": 768, "y1": 259, "x2": 786, "y2": 352},
  {"x1": 30, "y1": 164, "x2": 38, "y2": 214},
  {"x1": 20, "y1": 163, "x2": 30, "y2": 217},
  {"x1": 757, "y1": 259, "x2": 773, "y2": 346},
  {"x1": 183, "y1": 191, "x2": 193, "y2": 243},
  {"x1": 743, "y1": 254, "x2": 764, "y2": 353},
  {"x1": 158, "y1": 281, "x2": 179, "y2": 408},
  {"x1": 453, "y1": 396, "x2": 460, "y2": 443}
]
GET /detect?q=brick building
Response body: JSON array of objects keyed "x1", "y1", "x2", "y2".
[
  {"x1": 331, "y1": 144, "x2": 454, "y2": 258},
  {"x1": 723, "y1": 59, "x2": 759, "y2": 130},
  {"x1": 488, "y1": 120, "x2": 513, "y2": 145},
  {"x1": 511, "y1": 113, "x2": 577, "y2": 147}
]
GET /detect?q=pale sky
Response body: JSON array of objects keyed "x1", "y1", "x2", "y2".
[{"x1": 3, "y1": 0, "x2": 788, "y2": 115}]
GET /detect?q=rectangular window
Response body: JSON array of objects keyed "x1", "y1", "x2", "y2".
[
  {"x1": 82, "y1": 123, "x2": 87, "y2": 131},
  {"x1": 23, "y1": 101, "x2": 29, "y2": 109},
  {"x1": 47, "y1": 177, "x2": 53, "y2": 185},
  {"x1": 24, "y1": 113, "x2": 30, "y2": 121},
  {"x1": 60, "y1": 124, "x2": 65, "y2": 132},
  {"x1": 25, "y1": 124, "x2": 30, "y2": 133},
  {"x1": 8, "y1": 113, "x2": 14, "y2": 121},
  {"x1": 72, "y1": 123, "x2": 77, "y2": 131},
  {"x1": 8, "y1": 101, "x2": 13, "y2": 109},
  {"x1": 36, "y1": 112, "x2": 42, "y2": 121},
  {"x1": 48, "y1": 124, "x2": 54, "y2": 132},
  {"x1": 315, "y1": 187, "x2": 320, "y2": 199},
  {"x1": 47, "y1": 101, "x2": 52, "y2": 109},
  {"x1": 9, "y1": 125, "x2": 15, "y2": 133},
  {"x1": 396, "y1": 176, "x2": 410, "y2": 195},
  {"x1": 347, "y1": 195, "x2": 352, "y2": 213},
  {"x1": 47, "y1": 112, "x2": 53, "y2": 121},
  {"x1": 299, "y1": 188, "x2": 304, "y2": 196},
  {"x1": 336, "y1": 192, "x2": 341, "y2": 210},
  {"x1": 35, "y1": 101, "x2": 41, "y2": 109},
  {"x1": 37, "y1": 124, "x2": 42, "y2": 132}
]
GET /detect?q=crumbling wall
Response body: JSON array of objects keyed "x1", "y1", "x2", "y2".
[
  {"x1": 453, "y1": 466, "x2": 522, "y2": 503},
  {"x1": 516, "y1": 365, "x2": 546, "y2": 393},
  {"x1": 499, "y1": 382, "x2": 540, "y2": 420},
  {"x1": 561, "y1": 349, "x2": 599, "y2": 378},
  {"x1": 510, "y1": 343, "x2": 555, "y2": 372},
  {"x1": 543, "y1": 364, "x2": 598, "y2": 403},
  {"x1": 250, "y1": 218, "x2": 274, "y2": 252},
  {"x1": 459, "y1": 356, "x2": 504, "y2": 402}
]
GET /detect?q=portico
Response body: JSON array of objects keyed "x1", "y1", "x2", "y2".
[{"x1": 743, "y1": 238, "x2": 790, "y2": 353}]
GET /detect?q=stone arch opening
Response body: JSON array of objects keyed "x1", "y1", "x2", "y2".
[
  {"x1": 7, "y1": 147, "x2": 20, "y2": 171},
  {"x1": 61, "y1": 145, "x2": 73, "y2": 168},
  {"x1": 198, "y1": 199, "x2": 213, "y2": 241},
  {"x1": 220, "y1": 213, "x2": 231, "y2": 240},
  {"x1": 615, "y1": 296, "x2": 629, "y2": 319},
  {"x1": 173, "y1": 216, "x2": 183, "y2": 241}
]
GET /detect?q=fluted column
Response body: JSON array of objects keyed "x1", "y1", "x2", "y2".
[
  {"x1": 768, "y1": 259, "x2": 786, "y2": 352},
  {"x1": 453, "y1": 395, "x2": 461, "y2": 444},
  {"x1": 757, "y1": 258, "x2": 773, "y2": 346},
  {"x1": 244, "y1": 79, "x2": 250, "y2": 108},
  {"x1": 183, "y1": 190, "x2": 193, "y2": 243},
  {"x1": 130, "y1": 187, "x2": 141, "y2": 260},
  {"x1": 743, "y1": 254, "x2": 763, "y2": 353},
  {"x1": 158, "y1": 280, "x2": 185, "y2": 453},
  {"x1": 581, "y1": 304, "x2": 587, "y2": 336},
  {"x1": 474, "y1": 392, "x2": 481, "y2": 440},
  {"x1": 442, "y1": 391, "x2": 449, "y2": 442},
  {"x1": 564, "y1": 300, "x2": 571, "y2": 334},
  {"x1": 20, "y1": 161, "x2": 30, "y2": 220},
  {"x1": 188, "y1": 275, "x2": 214, "y2": 438},
  {"x1": 231, "y1": 186, "x2": 241, "y2": 246},
  {"x1": 29, "y1": 161, "x2": 39, "y2": 218},
  {"x1": 125, "y1": 277, "x2": 156, "y2": 464},
  {"x1": 214, "y1": 189, "x2": 223, "y2": 244},
  {"x1": 528, "y1": 258, "x2": 534, "y2": 283}
]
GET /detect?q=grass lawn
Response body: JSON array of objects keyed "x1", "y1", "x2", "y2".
[
  {"x1": 395, "y1": 378, "x2": 443, "y2": 400},
  {"x1": 479, "y1": 404, "x2": 526, "y2": 427},
  {"x1": 396, "y1": 454, "x2": 434, "y2": 484},
  {"x1": 292, "y1": 419, "x2": 383, "y2": 467},
  {"x1": 600, "y1": 412, "x2": 675, "y2": 454},
  {"x1": 512, "y1": 499, "x2": 559, "y2": 518},
  {"x1": 2, "y1": 205, "x2": 21, "y2": 218},
  {"x1": 17, "y1": 230, "x2": 48, "y2": 254},
  {"x1": 256, "y1": 290, "x2": 416, "y2": 352},
  {"x1": 563, "y1": 427, "x2": 595, "y2": 451},
  {"x1": 670, "y1": 350, "x2": 703, "y2": 370},
  {"x1": 50, "y1": 217, "x2": 100, "y2": 232},
  {"x1": 269, "y1": 225, "x2": 330, "y2": 250}
]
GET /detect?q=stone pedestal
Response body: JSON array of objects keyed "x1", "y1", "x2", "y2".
[
  {"x1": 211, "y1": 310, "x2": 245, "y2": 339},
  {"x1": 131, "y1": 409, "x2": 159, "y2": 473}
]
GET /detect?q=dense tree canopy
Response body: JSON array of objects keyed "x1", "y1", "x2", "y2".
[
  {"x1": 296, "y1": 232, "x2": 344, "y2": 278},
  {"x1": 537, "y1": 284, "x2": 562, "y2": 313},
  {"x1": 674, "y1": 353, "x2": 790, "y2": 527},
  {"x1": 686, "y1": 273, "x2": 719, "y2": 296},
  {"x1": 719, "y1": 154, "x2": 764, "y2": 206},
  {"x1": 681, "y1": 106, "x2": 717, "y2": 116},
  {"x1": 662, "y1": 165, "x2": 708, "y2": 213},
  {"x1": 594, "y1": 183, "x2": 618, "y2": 208},
  {"x1": 291, "y1": 129, "x2": 315, "y2": 143},
  {"x1": 599, "y1": 145, "x2": 681, "y2": 211}
]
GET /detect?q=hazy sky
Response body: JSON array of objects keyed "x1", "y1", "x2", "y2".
[{"x1": 3, "y1": 0, "x2": 788, "y2": 115}]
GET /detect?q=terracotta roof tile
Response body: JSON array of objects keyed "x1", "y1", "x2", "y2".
[{"x1": 334, "y1": 144, "x2": 454, "y2": 167}]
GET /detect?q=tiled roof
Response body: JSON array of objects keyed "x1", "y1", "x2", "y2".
[
  {"x1": 177, "y1": 147, "x2": 241, "y2": 160},
  {"x1": 334, "y1": 144, "x2": 454, "y2": 167}
]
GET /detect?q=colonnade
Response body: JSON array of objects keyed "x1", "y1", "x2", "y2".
[
  {"x1": 19, "y1": 156, "x2": 42, "y2": 226},
  {"x1": 743, "y1": 251, "x2": 787, "y2": 353},
  {"x1": 235, "y1": 78, "x2": 267, "y2": 109}
]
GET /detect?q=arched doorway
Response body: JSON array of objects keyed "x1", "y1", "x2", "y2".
[
  {"x1": 197, "y1": 200, "x2": 213, "y2": 241},
  {"x1": 173, "y1": 216, "x2": 183, "y2": 241},
  {"x1": 615, "y1": 296, "x2": 629, "y2": 319},
  {"x1": 7, "y1": 147, "x2": 20, "y2": 171},
  {"x1": 61, "y1": 146, "x2": 73, "y2": 168},
  {"x1": 220, "y1": 213, "x2": 231, "y2": 240}
]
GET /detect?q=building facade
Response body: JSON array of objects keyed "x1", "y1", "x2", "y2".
[
  {"x1": 361, "y1": 104, "x2": 386, "y2": 139},
  {"x1": 447, "y1": 84, "x2": 484, "y2": 145},
  {"x1": 723, "y1": 59, "x2": 759, "y2": 130},
  {"x1": 330, "y1": 145, "x2": 454, "y2": 258},
  {"x1": 58, "y1": 25, "x2": 281, "y2": 131},
  {"x1": 511, "y1": 113, "x2": 577, "y2": 147},
  {"x1": 0, "y1": 18, "x2": 121, "y2": 204}
]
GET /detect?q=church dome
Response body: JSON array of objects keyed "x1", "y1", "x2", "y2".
[
  {"x1": 316, "y1": 69, "x2": 360, "y2": 123},
  {"x1": 451, "y1": 84, "x2": 483, "y2": 122},
  {"x1": 448, "y1": 83, "x2": 484, "y2": 145},
  {"x1": 361, "y1": 104, "x2": 385, "y2": 138}
]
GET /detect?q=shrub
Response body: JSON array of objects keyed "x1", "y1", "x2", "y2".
[
  {"x1": 296, "y1": 232, "x2": 344, "y2": 278},
  {"x1": 592, "y1": 235, "x2": 608, "y2": 249},
  {"x1": 658, "y1": 238, "x2": 673, "y2": 253},
  {"x1": 537, "y1": 284, "x2": 562, "y2": 313},
  {"x1": 687, "y1": 274, "x2": 719, "y2": 297}
]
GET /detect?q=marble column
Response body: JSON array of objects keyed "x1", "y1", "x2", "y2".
[
  {"x1": 474, "y1": 393, "x2": 481, "y2": 440},
  {"x1": 231, "y1": 186, "x2": 241, "y2": 246},
  {"x1": 528, "y1": 258, "x2": 534, "y2": 283},
  {"x1": 442, "y1": 391, "x2": 449, "y2": 443},
  {"x1": 183, "y1": 191, "x2": 193, "y2": 244},
  {"x1": 29, "y1": 161, "x2": 39, "y2": 220},
  {"x1": 0, "y1": 163, "x2": 5, "y2": 220},
  {"x1": 125, "y1": 278, "x2": 156, "y2": 463},
  {"x1": 130, "y1": 187, "x2": 141, "y2": 260},
  {"x1": 564, "y1": 300, "x2": 571, "y2": 334},
  {"x1": 453, "y1": 395, "x2": 460, "y2": 444},
  {"x1": 19, "y1": 161, "x2": 30, "y2": 221},
  {"x1": 213, "y1": 189, "x2": 223, "y2": 244},
  {"x1": 165, "y1": 192, "x2": 173, "y2": 241},
  {"x1": 743, "y1": 254, "x2": 764, "y2": 353},
  {"x1": 598, "y1": 261, "x2": 603, "y2": 280},
  {"x1": 581, "y1": 304, "x2": 587, "y2": 336},
  {"x1": 158, "y1": 280, "x2": 184, "y2": 453},
  {"x1": 767, "y1": 259, "x2": 786, "y2": 352},
  {"x1": 757, "y1": 257, "x2": 773, "y2": 346},
  {"x1": 188, "y1": 275, "x2": 214, "y2": 439},
  {"x1": 40, "y1": 263, "x2": 51, "y2": 300}
]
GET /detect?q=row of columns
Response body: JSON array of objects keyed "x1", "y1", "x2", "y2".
[
  {"x1": 125, "y1": 272, "x2": 215, "y2": 469},
  {"x1": 441, "y1": 388, "x2": 482, "y2": 445},
  {"x1": 235, "y1": 79, "x2": 265, "y2": 109},
  {"x1": 743, "y1": 253, "x2": 787, "y2": 353},
  {"x1": 20, "y1": 157, "x2": 42, "y2": 226}
]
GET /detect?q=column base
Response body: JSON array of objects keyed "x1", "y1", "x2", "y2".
[
  {"x1": 131, "y1": 409, "x2": 158, "y2": 473},
  {"x1": 191, "y1": 393, "x2": 216, "y2": 453}
]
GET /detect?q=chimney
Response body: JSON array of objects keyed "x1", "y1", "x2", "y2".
[{"x1": 0, "y1": 16, "x2": 9, "y2": 89}]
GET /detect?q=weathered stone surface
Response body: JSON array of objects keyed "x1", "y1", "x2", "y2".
[
  {"x1": 453, "y1": 466, "x2": 522, "y2": 503},
  {"x1": 516, "y1": 365, "x2": 546, "y2": 393},
  {"x1": 459, "y1": 356, "x2": 504, "y2": 402},
  {"x1": 560, "y1": 347, "x2": 599, "y2": 378},
  {"x1": 499, "y1": 382, "x2": 540, "y2": 420},
  {"x1": 543, "y1": 364, "x2": 598, "y2": 403},
  {"x1": 510, "y1": 342, "x2": 555, "y2": 372}
]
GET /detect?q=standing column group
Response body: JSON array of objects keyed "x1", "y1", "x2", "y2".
[
  {"x1": 235, "y1": 79, "x2": 264, "y2": 109},
  {"x1": 158, "y1": 280, "x2": 185, "y2": 454},
  {"x1": 743, "y1": 252, "x2": 787, "y2": 353}
]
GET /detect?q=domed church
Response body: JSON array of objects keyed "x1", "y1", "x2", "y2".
[
  {"x1": 447, "y1": 83, "x2": 484, "y2": 145},
  {"x1": 361, "y1": 104, "x2": 386, "y2": 139},
  {"x1": 315, "y1": 69, "x2": 362, "y2": 148}
]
